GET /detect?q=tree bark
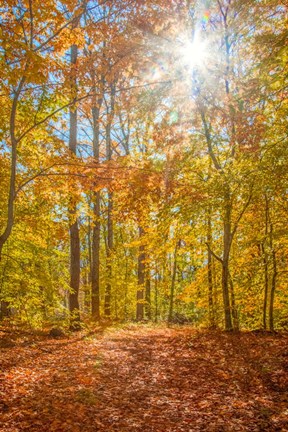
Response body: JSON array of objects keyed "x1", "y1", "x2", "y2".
[
  {"x1": 229, "y1": 272, "x2": 239, "y2": 330},
  {"x1": 262, "y1": 244, "x2": 269, "y2": 330},
  {"x1": 69, "y1": 219, "x2": 81, "y2": 328},
  {"x1": 104, "y1": 83, "x2": 115, "y2": 318},
  {"x1": 91, "y1": 191, "x2": 101, "y2": 320},
  {"x1": 154, "y1": 266, "x2": 159, "y2": 323},
  {"x1": 91, "y1": 101, "x2": 102, "y2": 320},
  {"x1": 267, "y1": 195, "x2": 277, "y2": 331},
  {"x1": 145, "y1": 277, "x2": 151, "y2": 320},
  {"x1": 168, "y1": 240, "x2": 179, "y2": 323},
  {"x1": 269, "y1": 249, "x2": 277, "y2": 332},
  {"x1": 68, "y1": 43, "x2": 81, "y2": 330},
  {"x1": 207, "y1": 208, "x2": 215, "y2": 327},
  {"x1": 222, "y1": 260, "x2": 232, "y2": 330},
  {"x1": 104, "y1": 190, "x2": 113, "y2": 318},
  {"x1": 0, "y1": 301, "x2": 11, "y2": 320},
  {"x1": 137, "y1": 226, "x2": 145, "y2": 321},
  {"x1": 221, "y1": 182, "x2": 233, "y2": 330},
  {"x1": 262, "y1": 194, "x2": 270, "y2": 330},
  {"x1": 0, "y1": 75, "x2": 26, "y2": 260},
  {"x1": 201, "y1": 111, "x2": 232, "y2": 330}
]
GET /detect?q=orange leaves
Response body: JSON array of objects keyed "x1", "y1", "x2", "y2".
[
  {"x1": 55, "y1": 28, "x2": 86, "y2": 54},
  {"x1": 1, "y1": 326, "x2": 288, "y2": 431}
]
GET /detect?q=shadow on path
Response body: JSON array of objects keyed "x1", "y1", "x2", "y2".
[{"x1": 1, "y1": 327, "x2": 287, "y2": 431}]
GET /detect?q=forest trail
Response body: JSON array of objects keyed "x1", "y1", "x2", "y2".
[{"x1": 1, "y1": 326, "x2": 288, "y2": 432}]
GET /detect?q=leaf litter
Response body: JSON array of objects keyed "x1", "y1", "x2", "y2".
[{"x1": 0, "y1": 326, "x2": 288, "y2": 431}]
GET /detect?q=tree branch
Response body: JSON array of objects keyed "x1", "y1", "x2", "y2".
[
  {"x1": 231, "y1": 186, "x2": 254, "y2": 242},
  {"x1": 205, "y1": 242, "x2": 223, "y2": 264}
]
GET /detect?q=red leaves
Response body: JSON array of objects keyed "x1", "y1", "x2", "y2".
[{"x1": 1, "y1": 327, "x2": 288, "y2": 431}]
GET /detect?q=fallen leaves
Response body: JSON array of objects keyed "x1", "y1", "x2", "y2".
[{"x1": 0, "y1": 326, "x2": 288, "y2": 431}]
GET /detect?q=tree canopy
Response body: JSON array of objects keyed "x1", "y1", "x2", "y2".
[{"x1": 0, "y1": 0, "x2": 287, "y2": 331}]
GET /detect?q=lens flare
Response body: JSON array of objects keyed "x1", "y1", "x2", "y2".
[
  {"x1": 202, "y1": 10, "x2": 210, "y2": 25},
  {"x1": 180, "y1": 36, "x2": 207, "y2": 69}
]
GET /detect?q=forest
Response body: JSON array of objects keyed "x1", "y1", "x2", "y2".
[
  {"x1": 0, "y1": 0, "x2": 288, "y2": 430},
  {"x1": 1, "y1": 0, "x2": 287, "y2": 332}
]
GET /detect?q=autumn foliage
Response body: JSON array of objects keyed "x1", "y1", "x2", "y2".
[
  {"x1": 1, "y1": 326, "x2": 288, "y2": 431},
  {"x1": 0, "y1": 0, "x2": 287, "y2": 332}
]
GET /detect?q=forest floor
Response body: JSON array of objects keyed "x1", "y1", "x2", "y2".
[{"x1": 0, "y1": 325, "x2": 288, "y2": 432}]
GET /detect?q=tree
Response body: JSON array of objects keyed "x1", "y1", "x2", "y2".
[
  {"x1": 0, "y1": 0, "x2": 87, "y2": 259},
  {"x1": 0, "y1": 0, "x2": 286, "y2": 330},
  {"x1": 68, "y1": 37, "x2": 81, "y2": 329}
]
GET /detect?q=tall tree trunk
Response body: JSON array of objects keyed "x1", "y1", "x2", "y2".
[
  {"x1": 104, "y1": 83, "x2": 115, "y2": 318},
  {"x1": 0, "y1": 140, "x2": 16, "y2": 260},
  {"x1": 104, "y1": 190, "x2": 113, "y2": 317},
  {"x1": 145, "y1": 277, "x2": 151, "y2": 320},
  {"x1": 269, "y1": 249, "x2": 277, "y2": 332},
  {"x1": 267, "y1": 195, "x2": 277, "y2": 331},
  {"x1": 262, "y1": 243, "x2": 269, "y2": 330},
  {"x1": 68, "y1": 43, "x2": 81, "y2": 330},
  {"x1": 229, "y1": 272, "x2": 239, "y2": 330},
  {"x1": 168, "y1": 240, "x2": 179, "y2": 323},
  {"x1": 69, "y1": 219, "x2": 81, "y2": 328},
  {"x1": 262, "y1": 195, "x2": 270, "y2": 330},
  {"x1": 86, "y1": 213, "x2": 92, "y2": 312},
  {"x1": 0, "y1": 301, "x2": 11, "y2": 320},
  {"x1": 222, "y1": 185, "x2": 233, "y2": 331},
  {"x1": 91, "y1": 100, "x2": 102, "y2": 320},
  {"x1": 0, "y1": 75, "x2": 26, "y2": 260},
  {"x1": 91, "y1": 191, "x2": 101, "y2": 320},
  {"x1": 154, "y1": 266, "x2": 159, "y2": 323},
  {"x1": 201, "y1": 111, "x2": 233, "y2": 331},
  {"x1": 222, "y1": 259, "x2": 232, "y2": 331},
  {"x1": 207, "y1": 208, "x2": 215, "y2": 327},
  {"x1": 124, "y1": 250, "x2": 129, "y2": 320},
  {"x1": 137, "y1": 226, "x2": 145, "y2": 321}
]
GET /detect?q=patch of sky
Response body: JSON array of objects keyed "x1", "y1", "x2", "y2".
[
  {"x1": 171, "y1": 206, "x2": 180, "y2": 215},
  {"x1": 52, "y1": 204, "x2": 68, "y2": 223},
  {"x1": 148, "y1": 151, "x2": 166, "y2": 162}
]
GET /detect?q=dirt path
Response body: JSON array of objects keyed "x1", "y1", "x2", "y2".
[{"x1": 1, "y1": 326, "x2": 288, "y2": 431}]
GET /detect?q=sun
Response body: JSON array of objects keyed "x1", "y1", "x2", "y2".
[{"x1": 179, "y1": 35, "x2": 207, "y2": 69}]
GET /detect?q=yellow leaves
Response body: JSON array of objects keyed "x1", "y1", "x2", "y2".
[{"x1": 56, "y1": 28, "x2": 86, "y2": 54}]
